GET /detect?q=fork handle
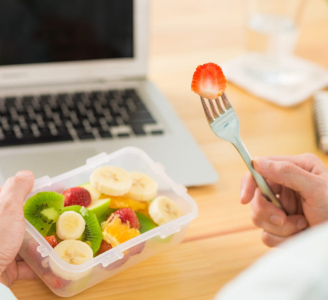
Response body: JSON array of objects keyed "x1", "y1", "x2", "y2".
[{"x1": 232, "y1": 137, "x2": 287, "y2": 214}]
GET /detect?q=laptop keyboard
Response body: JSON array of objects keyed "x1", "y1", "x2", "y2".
[{"x1": 0, "y1": 89, "x2": 163, "y2": 147}]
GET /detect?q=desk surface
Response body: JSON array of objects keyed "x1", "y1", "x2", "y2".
[{"x1": 12, "y1": 0, "x2": 328, "y2": 299}]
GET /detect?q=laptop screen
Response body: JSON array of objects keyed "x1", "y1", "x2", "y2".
[{"x1": 0, "y1": 0, "x2": 134, "y2": 66}]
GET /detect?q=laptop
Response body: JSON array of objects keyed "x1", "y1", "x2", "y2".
[{"x1": 0, "y1": 0, "x2": 218, "y2": 186}]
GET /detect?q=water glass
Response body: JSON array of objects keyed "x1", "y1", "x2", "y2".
[{"x1": 244, "y1": 0, "x2": 306, "y2": 85}]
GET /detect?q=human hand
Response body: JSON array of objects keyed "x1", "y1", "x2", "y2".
[
  {"x1": 240, "y1": 154, "x2": 328, "y2": 247},
  {"x1": 0, "y1": 171, "x2": 37, "y2": 287}
]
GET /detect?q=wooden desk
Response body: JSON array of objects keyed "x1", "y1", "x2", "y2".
[{"x1": 12, "y1": 0, "x2": 328, "y2": 299}]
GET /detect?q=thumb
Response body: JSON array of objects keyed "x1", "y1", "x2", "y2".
[
  {"x1": 253, "y1": 157, "x2": 315, "y2": 197},
  {"x1": 0, "y1": 171, "x2": 34, "y2": 210}
]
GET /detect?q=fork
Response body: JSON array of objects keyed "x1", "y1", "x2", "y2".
[{"x1": 200, "y1": 92, "x2": 287, "y2": 213}]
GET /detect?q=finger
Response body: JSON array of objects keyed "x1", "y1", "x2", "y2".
[
  {"x1": 279, "y1": 186, "x2": 299, "y2": 215},
  {"x1": 261, "y1": 231, "x2": 289, "y2": 247},
  {"x1": 240, "y1": 171, "x2": 256, "y2": 204},
  {"x1": 251, "y1": 188, "x2": 287, "y2": 226},
  {"x1": 1, "y1": 261, "x2": 16, "y2": 287},
  {"x1": 262, "y1": 153, "x2": 327, "y2": 175},
  {"x1": 254, "y1": 214, "x2": 308, "y2": 237},
  {"x1": 241, "y1": 171, "x2": 282, "y2": 205},
  {"x1": 15, "y1": 254, "x2": 23, "y2": 262},
  {"x1": 0, "y1": 171, "x2": 34, "y2": 209},
  {"x1": 253, "y1": 157, "x2": 317, "y2": 197},
  {"x1": 264, "y1": 180, "x2": 282, "y2": 196},
  {"x1": 16, "y1": 261, "x2": 37, "y2": 281}
]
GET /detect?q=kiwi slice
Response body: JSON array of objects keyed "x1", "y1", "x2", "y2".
[
  {"x1": 98, "y1": 207, "x2": 116, "y2": 224},
  {"x1": 47, "y1": 223, "x2": 57, "y2": 236},
  {"x1": 87, "y1": 199, "x2": 110, "y2": 219},
  {"x1": 135, "y1": 212, "x2": 157, "y2": 233},
  {"x1": 24, "y1": 192, "x2": 64, "y2": 236},
  {"x1": 79, "y1": 208, "x2": 103, "y2": 255}
]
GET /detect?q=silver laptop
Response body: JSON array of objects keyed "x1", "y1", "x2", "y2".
[{"x1": 0, "y1": 0, "x2": 217, "y2": 186}]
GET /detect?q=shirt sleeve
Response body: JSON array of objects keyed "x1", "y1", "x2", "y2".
[
  {"x1": 0, "y1": 284, "x2": 18, "y2": 300},
  {"x1": 215, "y1": 220, "x2": 328, "y2": 300}
]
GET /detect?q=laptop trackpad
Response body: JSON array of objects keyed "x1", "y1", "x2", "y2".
[{"x1": 0, "y1": 148, "x2": 97, "y2": 183}]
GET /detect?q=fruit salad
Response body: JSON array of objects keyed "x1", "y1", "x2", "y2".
[{"x1": 23, "y1": 166, "x2": 184, "y2": 278}]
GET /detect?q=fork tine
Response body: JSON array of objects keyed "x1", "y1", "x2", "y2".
[
  {"x1": 207, "y1": 99, "x2": 219, "y2": 119},
  {"x1": 214, "y1": 98, "x2": 225, "y2": 114},
  {"x1": 200, "y1": 96, "x2": 214, "y2": 124},
  {"x1": 221, "y1": 92, "x2": 232, "y2": 109}
]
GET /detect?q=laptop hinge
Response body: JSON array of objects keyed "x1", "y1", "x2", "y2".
[
  {"x1": 0, "y1": 75, "x2": 147, "y2": 90},
  {"x1": 97, "y1": 75, "x2": 147, "y2": 83}
]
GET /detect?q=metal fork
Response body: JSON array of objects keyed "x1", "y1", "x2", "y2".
[{"x1": 200, "y1": 92, "x2": 286, "y2": 213}]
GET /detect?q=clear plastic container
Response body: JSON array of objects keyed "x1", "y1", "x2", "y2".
[{"x1": 19, "y1": 147, "x2": 198, "y2": 297}]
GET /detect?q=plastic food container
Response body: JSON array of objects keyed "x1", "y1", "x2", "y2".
[{"x1": 19, "y1": 147, "x2": 198, "y2": 297}]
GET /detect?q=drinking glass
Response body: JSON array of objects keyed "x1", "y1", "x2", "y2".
[{"x1": 244, "y1": 0, "x2": 306, "y2": 85}]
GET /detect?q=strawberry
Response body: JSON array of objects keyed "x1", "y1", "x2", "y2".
[
  {"x1": 44, "y1": 235, "x2": 58, "y2": 248},
  {"x1": 105, "y1": 252, "x2": 131, "y2": 271},
  {"x1": 191, "y1": 62, "x2": 227, "y2": 99},
  {"x1": 112, "y1": 208, "x2": 140, "y2": 229},
  {"x1": 41, "y1": 271, "x2": 70, "y2": 289},
  {"x1": 98, "y1": 240, "x2": 112, "y2": 255},
  {"x1": 63, "y1": 187, "x2": 91, "y2": 207},
  {"x1": 129, "y1": 242, "x2": 145, "y2": 256}
]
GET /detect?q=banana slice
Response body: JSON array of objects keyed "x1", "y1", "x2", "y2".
[
  {"x1": 49, "y1": 240, "x2": 93, "y2": 281},
  {"x1": 90, "y1": 166, "x2": 132, "y2": 196},
  {"x1": 148, "y1": 196, "x2": 183, "y2": 225},
  {"x1": 127, "y1": 172, "x2": 158, "y2": 201},
  {"x1": 57, "y1": 211, "x2": 86, "y2": 240}
]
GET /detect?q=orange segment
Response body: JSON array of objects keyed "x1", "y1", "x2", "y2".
[
  {"x1": 102, "y1": 215, "x2": 140, "y2": 247},
  {"x1": 100, "y1": 195, "x2": 150, "y2": 217}
]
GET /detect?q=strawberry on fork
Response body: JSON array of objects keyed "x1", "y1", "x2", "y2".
[{"x1": 191, "y1": 63, "x2": 227, "y2": 99}]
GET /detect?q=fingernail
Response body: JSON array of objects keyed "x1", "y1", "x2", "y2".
[
  {"x1": 297, "y1": 218, "x2": 307, "y2": 230},
  {"x1": 16, "y1": 170, "x2": 33, "y2": 178},
  {"x1": 270, "y1": 215, "x2": 283, "y2": 226},
  {"x1": 253, "y1": 157, "x2": 269, "y2": 169}
]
